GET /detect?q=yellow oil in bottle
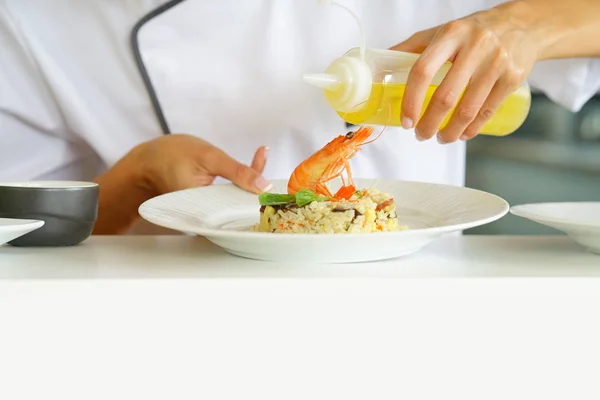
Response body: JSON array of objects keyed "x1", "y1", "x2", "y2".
[{"x1": 327, "y1": 82, "x2": 531, "y2": 136}]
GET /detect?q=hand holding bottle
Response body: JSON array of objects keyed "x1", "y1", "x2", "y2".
[
  {"x1": 390, "y1": 2, "x2": 541, "y2": 144},
  {"x1": 391, "y1": 0, "x2": 600, "y2": 144}
]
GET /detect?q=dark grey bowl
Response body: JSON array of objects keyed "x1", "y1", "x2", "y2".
[{"x1": 0, "y1": 181, "x2": 98, "y2": 247}]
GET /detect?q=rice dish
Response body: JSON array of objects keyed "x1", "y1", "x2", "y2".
[{"x1": 252, "y1": 188, "x2": 407, "y2": 234}]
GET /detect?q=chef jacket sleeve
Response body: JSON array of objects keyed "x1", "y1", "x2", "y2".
[
  {"x1": 0, "y1": 10, "x2": 86, "y2": 181},
  {"x1": 527, "y1": 58, "x2": 600, "y2": 112}
]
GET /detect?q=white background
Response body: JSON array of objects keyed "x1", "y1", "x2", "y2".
[{"x1": 1, "y1": 279, "x2": 599, "y2": 399}]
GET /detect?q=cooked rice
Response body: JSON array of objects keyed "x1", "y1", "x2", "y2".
[{"x1": 252, "y1": 188, "x2": 408, "y2": 234}]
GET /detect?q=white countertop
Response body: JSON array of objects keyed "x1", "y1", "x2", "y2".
[
  {"x1": 0, "y1": 234, "x2": 598, "y2": 278},
  {"x1": 2, "y1": 235, "x2": 600, "y2": 400}
]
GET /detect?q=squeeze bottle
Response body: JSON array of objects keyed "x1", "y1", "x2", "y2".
[{"x1": 303, "y1": 0, "x2": 531, "y2": 136}]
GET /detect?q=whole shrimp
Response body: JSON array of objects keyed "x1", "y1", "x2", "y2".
[{"x1": 287, "y1": 125, "x2": 384, "y2": 200}]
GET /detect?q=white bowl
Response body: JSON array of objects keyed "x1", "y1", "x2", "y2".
[
  {"x1": 510, "y1": 202, "x2": 600, "y2": 254},
  {"x1": 139, "y1": 179, "x2": 509, "y2": 263}
]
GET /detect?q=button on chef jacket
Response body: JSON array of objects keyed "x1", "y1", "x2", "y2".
[{"x1": 2, "y1": 0, "x2": 600, "y2": 186}]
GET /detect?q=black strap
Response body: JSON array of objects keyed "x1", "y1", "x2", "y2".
[{"x1": 130, "y1": 0, "x2": 187, "y2": 134}]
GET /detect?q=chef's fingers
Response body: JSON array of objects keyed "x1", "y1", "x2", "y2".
[
  {"x1": 399, "y1": 24, "x2": 461, "y2": 135},
  {"x1": 414, "y1": 41, "x2": 491, "y2": 142},
  {"x1": 437, "y1": 53, "x2": 504, "y2": 143},
  {"x1": 250, "y1": 146, "x2": 269, "y2": 174},
  {"x1": 208, "y1": 147, "x2": 272, "y2": 194},
  {"x1": 460, "y1": 79, "x2": 514, "y2": 140},
  {"x1": 389, "y1": 27, "x2": 437, "y2": 54}
]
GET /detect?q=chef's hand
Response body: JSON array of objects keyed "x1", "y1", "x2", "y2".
[
  {"x1": 390, "y1": 2, "x2": 538, "y2": 144},
  {"x1": 92, "y1": 134, "x2": 270, "y2": 234},
  {"x1": 138, "y1": 134, "x2": 271, "y2": 195}
]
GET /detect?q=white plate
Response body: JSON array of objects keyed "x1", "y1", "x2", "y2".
[
  {"x1": 510, "y1": 202, "x2": 600, "y2": 255},
  {"x1": 0, "y1": 218, "x2": 45, "y2": 246},
  {"x1": 139, "y1": 179, "x2": 509, "y2": 263}
]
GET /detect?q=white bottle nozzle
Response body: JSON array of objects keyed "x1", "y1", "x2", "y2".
[
  {"x1": 307, "y1": 0, "x2": 372, "y2": 113},
  {"x1": 302, "y1": 73, "x2": 342, "y2": 90},
  {"x1": 318, "y1": 0, "x2": 366, "y2": 60}
]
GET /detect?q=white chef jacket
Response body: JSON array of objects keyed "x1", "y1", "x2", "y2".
[{"x1": 1, "y1": 0, "x2": 600, "y2": 187}]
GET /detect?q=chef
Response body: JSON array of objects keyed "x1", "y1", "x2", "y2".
[{"x1": 1, "y1": 0, "x2": 599, "y2": 234}]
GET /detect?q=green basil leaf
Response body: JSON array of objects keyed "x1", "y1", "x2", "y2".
[
  {"x1": 295, "y1": 189, "x2": 330, "y2": 207},
  {"x1": 258, "y1": 193, "x2": 296, "y2": 206}
]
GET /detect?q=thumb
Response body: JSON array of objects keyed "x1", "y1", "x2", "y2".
[
  {"x1": 210, "y1": 148, "x2": 272, "y2": 194},
  {"x1": 390, "y1": 28, "x2": 437, "y2": 53}
]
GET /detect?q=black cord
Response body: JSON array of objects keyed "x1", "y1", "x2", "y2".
[{"x1": 130, "y1": 0, "x2": 187, "y2": 134}]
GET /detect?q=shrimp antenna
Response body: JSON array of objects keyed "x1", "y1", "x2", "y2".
[
  {"x1": 338, "y1": 97, "x2": 392, "y2": 146},
  {"x1": 361, "y1": 98, "x2": 391, "y2": 145}
]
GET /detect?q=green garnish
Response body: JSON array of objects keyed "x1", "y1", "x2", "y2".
[
  {"x1": 258, "y1": 192, "x2": 295, "y2": 206},
  {"x1": 258, "y1": 189, "x2": 330, "y2": 207},
  {"x1": 295, "y1": 189, "x2": 330, "y2": 207},
  {"x1": 354, "y1": 190, "x2": 362, "y2": 197}
]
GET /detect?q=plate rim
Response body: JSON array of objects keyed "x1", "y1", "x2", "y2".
[
  {"x1": 138, "y1": 179, "x2": 510, "y2": 239},
  {"x1": 0, "y1": 217, "x2": 45, "y2": 229},
  {"x1": 510, "y1": 201, "x2": 600, "y2": 230}
]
